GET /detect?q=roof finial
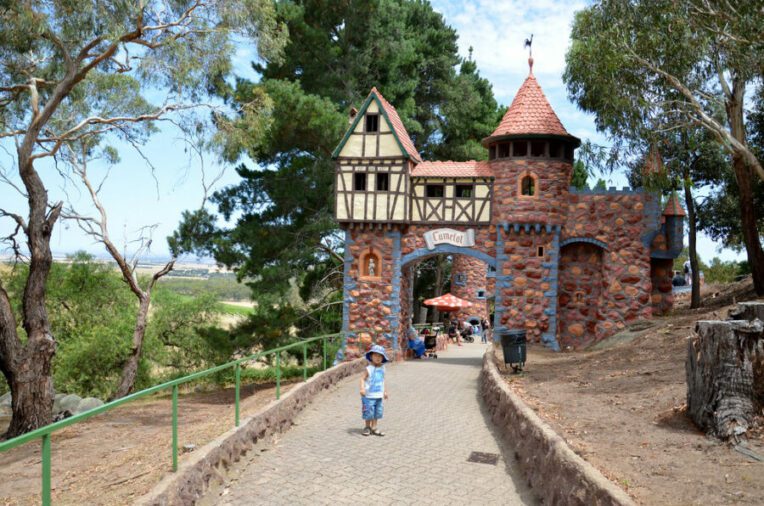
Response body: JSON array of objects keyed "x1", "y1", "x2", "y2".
[{"x1": 524, "y1": 34, "x2": 534, "y2": 75}]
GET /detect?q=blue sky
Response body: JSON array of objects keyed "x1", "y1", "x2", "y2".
[{"x1": 0, "y1": 0, "x2": 745, "y2": 264}]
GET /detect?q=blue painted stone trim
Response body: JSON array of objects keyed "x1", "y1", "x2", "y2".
[
  {"x1": 493, "y1": 225, "x2": 506, "y2": 341},
  {"x1": 386, "y1": 230, "x2": 402, "y2": 352},
  {"x1": 559, "y1": 237, "x2": 609, "y2": 251},
  {"x1": 338, "y1": 229, "x2": 357, "y2": 362},
  {"x1": 400, "y1": 243, "x2": 497, "y2": 269},
  {"x1": 540, "y1": 228, "x2": 561, "y2": 351}
]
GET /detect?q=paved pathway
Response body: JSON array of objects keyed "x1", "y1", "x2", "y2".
[{"x1": 215, "y1": 343, "x2": 536, "y2": 505}]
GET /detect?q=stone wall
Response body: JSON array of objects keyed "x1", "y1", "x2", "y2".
[
  {"x1": 497, "y1": 228, "x2": 557, "y2": 346},
  {"x1": 560, "y1": 191, "x2": 657, "y2": 347},
  {"x1": 558, "y1": 242, "x2": 604, "y2": 348},
  {"x1": 490, "y1": 158, "x2": 572, "y2": 226},
  {"x1": 480, "y1": 349, "x2": 636, "y2": 506},
  {"x1": 450, "y1": 254, "x2": 489, "y2": 322},
  {"x1": 344, "y1": 228, "x2": 399, "y2": 359}
]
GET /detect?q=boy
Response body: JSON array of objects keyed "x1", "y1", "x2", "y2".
[{"x1": 360, "y1": 344, "x2": 389, "y2": 436}]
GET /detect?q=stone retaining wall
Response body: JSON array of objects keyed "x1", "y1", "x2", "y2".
[
  {"x1": 137, "y1": 358, "x2": 367, "y2": 506},
  {"x1": 479, "y1": 349, "x2": 635, "y2": 506}
]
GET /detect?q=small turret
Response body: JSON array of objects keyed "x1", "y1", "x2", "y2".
[{"x1": 662, "y1": 192, "x2": 686, "y2": 255}]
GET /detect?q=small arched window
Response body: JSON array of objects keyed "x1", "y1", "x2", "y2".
[{"x1": 521, "y1": 175, "x2": 536, "y2": 196}]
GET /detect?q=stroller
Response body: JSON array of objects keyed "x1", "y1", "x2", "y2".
[{"x1": 423, "y1": 331, "x2": 438, "y2": 359}]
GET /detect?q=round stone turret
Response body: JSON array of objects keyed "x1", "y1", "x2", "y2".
[{"x1": 485, "y1": 60, "x2": 580, "y2": 226}]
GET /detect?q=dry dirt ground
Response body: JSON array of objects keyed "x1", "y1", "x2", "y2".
[
  {"x1": 0, "y1": 382, "x2": 295, "y2": 506},
  {"x1": 501, "y1": 280, "x2": 764, "y2": 505}
]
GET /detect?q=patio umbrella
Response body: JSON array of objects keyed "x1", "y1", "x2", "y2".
[{"x1": 422, "y1": 292, "x2": 472, "y2": 313}]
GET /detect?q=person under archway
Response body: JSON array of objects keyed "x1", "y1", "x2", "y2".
[{"x1": 406, "y1": 321, "x2": 428, "y2": 359}]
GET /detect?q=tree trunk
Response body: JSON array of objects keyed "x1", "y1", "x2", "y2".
[
  {"x1": 113, "y1": 295, "x2": 151, "y2": 399},
  {"x1": 726, "y1": 79, "x2": 764, "y2": 296},
  {"x1": 1, "y1": 154, "x2": 62, "y2": 438},
  {"x1": 432, "y1": 257, "x2": 444, "y2": 323},
  {"x1": 687, "y1": 318, "x2": 763, "y2": 438},
  {"x1": 683, "y1": 175, "x2": 701, "y2": 308}
]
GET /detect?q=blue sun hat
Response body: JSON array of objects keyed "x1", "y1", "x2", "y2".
[{"x1": 365, "y1": 344, "x2": 389, "y2": 364}]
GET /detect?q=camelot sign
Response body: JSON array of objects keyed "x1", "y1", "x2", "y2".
[{"x1": 423, "y1": 228, "x2": 475, "y2": 250}]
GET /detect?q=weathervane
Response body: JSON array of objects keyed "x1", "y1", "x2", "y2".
[{"x1": 524, "y1": 34, "x2": 534, "y2": 73}]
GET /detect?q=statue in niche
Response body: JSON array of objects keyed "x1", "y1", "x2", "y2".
[{"x1": 368, "y1": 257, "x2": 376, "y2": 276}]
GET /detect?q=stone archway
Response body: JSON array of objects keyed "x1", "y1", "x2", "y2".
[{"x1": 399, "y1": 244, "x2": 496, "y2": 335}]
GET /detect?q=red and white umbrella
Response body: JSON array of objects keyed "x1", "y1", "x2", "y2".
[{"x1": 422, "y1": 293, "x2": 472, "y2": 313}]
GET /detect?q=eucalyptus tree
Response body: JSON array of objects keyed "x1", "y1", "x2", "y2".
[
  {"x1": 0, "y1": 0, "x2": 285, "y2": 437},
  {"x1": 564, "y1": 0, "x2": 764, "y2": 294}
]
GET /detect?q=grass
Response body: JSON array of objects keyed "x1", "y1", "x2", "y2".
[{"x1": 216, "y1": 302, "x2": 255, "y2": 316}]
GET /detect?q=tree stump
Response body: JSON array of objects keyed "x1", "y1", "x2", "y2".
[
  {"x1": 729, "y1": 301, "x2": 764, "y2": 409},
  {"x1": 686, "y1": 313, "x2": 763, "y2": 439}
]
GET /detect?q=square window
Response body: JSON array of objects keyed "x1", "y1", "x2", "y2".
[
  {"x1": 455, "y1": 185, "x2": 473, "y2": 198},
  {"x1": 376, "y1": 173, "x2": 389, "y2": 191},
  {"x1": 549, "y1": 141, "x2": 562, "y2": 158},
  {"x1": 426, "y1": 184, "x2": 444, "y2": 198},
  {"x1": 531, "y1": 141, "x2": 546, "y2": 157},
  {"x1": 498, "y1": 143, "x2": 510, "y2": 158},
  {"x1": 476, "y1": 290, "x2": 486, "y2": 299},
  {"x1": 513, "y1": 141, "x2": 527, "y2": 157},
  {"x1": 365, "y1": 114, "x2": 379, "y2": 132},
  {"x1": 354, "y1": 172, "x2": 367, "y2": 191}
]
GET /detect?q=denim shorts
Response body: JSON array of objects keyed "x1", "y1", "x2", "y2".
[{"x1": 361, "y1": 397, "x2": 384, "y2": 420}]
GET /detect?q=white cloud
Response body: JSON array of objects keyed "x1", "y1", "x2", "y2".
[{"x1": 431, "y1": 0, "x2": 588, "y2": 134}]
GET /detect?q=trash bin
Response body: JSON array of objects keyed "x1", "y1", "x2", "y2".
[{"x1": 500, "y1": 329, "x2": 526, "y2": 373}]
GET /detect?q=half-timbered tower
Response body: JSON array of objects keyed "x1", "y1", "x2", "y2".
[{"x1": 333, "y1": 60, "x2": 684, "y2": 360}]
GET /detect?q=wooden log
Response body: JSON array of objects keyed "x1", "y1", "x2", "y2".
[{"x1": 686, "y1": 319, "x2": 763, "y2": 439}]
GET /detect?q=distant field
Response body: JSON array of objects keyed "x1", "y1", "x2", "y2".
[
  {"x1": 158, "y1": 275, "x2": 251, "y2": 301},
  {"x1": 217, "y1": 301, "x2": 256, "y2": 316}
]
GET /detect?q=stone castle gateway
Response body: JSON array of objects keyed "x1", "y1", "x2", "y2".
[{"x1": 333, "y1": 61, "x2": 684, "y2": 359}]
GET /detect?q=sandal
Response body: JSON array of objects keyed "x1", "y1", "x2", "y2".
[
  {"x1": 362, "y1": 427, "x2": 371, "y2": 436},
  {"x1": 371, "y1": 429, "x2": 385, "y2": 437}
]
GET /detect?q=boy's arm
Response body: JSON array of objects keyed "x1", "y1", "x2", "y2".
[{"x1": 359, "y1": 369, "x2": 368, "y2": 396}]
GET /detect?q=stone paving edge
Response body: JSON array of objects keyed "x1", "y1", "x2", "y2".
[
  {"x1": 479, "y1": 349, "x2": 636, "y2": 506},
  {"x1": 136, "y1": 358, "x2": 367, "y2": 506}
]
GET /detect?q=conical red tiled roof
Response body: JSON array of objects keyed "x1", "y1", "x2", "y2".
[
  {"x1": 663, "y1": 193, "x2": 686, "y2": 217},
  {"x1": 370, "y1": 87, "x2": 422, "y2": 163},
  {"x1": 485, "y1": 69, "x2": 574, "y2": 142}
]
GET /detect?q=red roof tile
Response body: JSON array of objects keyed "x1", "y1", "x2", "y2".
[
  {"x1": 663, "y1": 193, "x2": 686, "y2": 217},
  {"x1": 489, "y1": 74, "x2": 571, "y2": 138},
  {"x1": 410, "y1": 160, "x2": 493, "y2": 178},
  {"x1": 371, "y1": 87, "x2": 422, "y2": 163}
]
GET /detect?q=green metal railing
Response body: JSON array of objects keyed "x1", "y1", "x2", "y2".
[{"x1": 0, "y1": 330, "x2": 365, "y2": 506}]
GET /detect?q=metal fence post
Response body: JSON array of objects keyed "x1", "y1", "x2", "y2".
[
  {"x1": 235, "y1": 363, "x2": 241, "y2": 427},
  {"x1": 42, "y1": 434, "x2": 51, "y2": 506},
  {"x1": 275, "y1": 354, "x2": 281, "y2": 399},
  {"x1": 323, "y1": 337, "x2": 327, "y2": 371},
  {"x1": 302, "y1": 343, "x2": 307, "y2": 381},
  {"x1": 172, "y1": 385, "x2": 178, "y2": 472}
]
